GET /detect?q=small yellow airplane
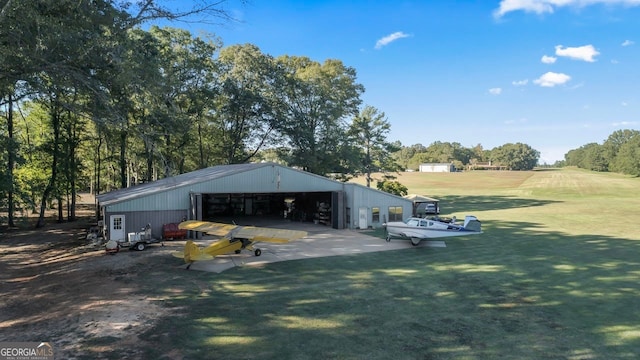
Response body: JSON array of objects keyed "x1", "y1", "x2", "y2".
[{"x1": 172, "y1": 220, "x2": 308, "y2": 269}]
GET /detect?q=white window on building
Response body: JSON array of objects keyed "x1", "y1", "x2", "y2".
[
  {"x1": 388, "y1": 206, "x2": 403, "y2": 222},
  {"x1": 372, "y1": 207, "x2": 380, "y2": 223}
]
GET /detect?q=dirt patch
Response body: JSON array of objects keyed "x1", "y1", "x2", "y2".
[
  {"x1": 0, "y1": 208, "x2": 183, "y2": 359},
  {"x1": 0, "y1": 200, "x2": 409, "y2": 358}
]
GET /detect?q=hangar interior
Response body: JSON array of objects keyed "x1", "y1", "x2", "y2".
[{"x1": 200, "y1": 191, "x2": 341, "y2": 227}]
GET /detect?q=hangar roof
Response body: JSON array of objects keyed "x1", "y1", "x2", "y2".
[
  {"x1": 97, "y1": 163, "x2": 279, "y2": 206},
  {"x1": 96, "y1": 162, "x2": 413, "y2": 213}
]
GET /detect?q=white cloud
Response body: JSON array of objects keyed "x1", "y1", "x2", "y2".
[
  {"x1": 555, "y1": 45, "x2": 600, "y2": 62},
  {"x1": 612, "y1": 121, "x2": 639, "y2": 127},
  {"x1": 494, "y1": 0, "x2": 640, "y2": 18},
  {"x1": 568, "y1": 82, "x2": 584, "y2": 90},
  {"x1": 504, "y1": 117, "x2": 528, "y2": 125},
  {"x1": 494, "y1": 0, "x2": 554, "y2": 18},
  {"x1": 512, "y1": 79, "x2": 529, "y2": 86},
  {"x1": 374, "y1": 32, "x2": 410, "y2": 50},
  {"x1": 534, "y1": 72, "x2": 571, "y2": 87},
  {"x1": 541, "y1": 55, "x2": 557, "y2": 64},
  {"x1": 622, "y1": 40, "x2": 635, "y2": 46},
  {"x1": 489, "y1": 87, "x2": 503, "y2": 95}
]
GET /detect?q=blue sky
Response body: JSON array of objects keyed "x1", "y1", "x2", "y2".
[{"x1": 168, "y1": 0, "x2": 640, "y2": 163}]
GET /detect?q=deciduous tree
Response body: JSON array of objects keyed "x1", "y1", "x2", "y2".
[
  {"x1": 610, "y1": 135, "x2": 640, "y2": 176},
  {"x1": 604, "y1": 129, "x2": 639, "y2": 174},
  {"x1": 213, "y1": 44, "x2": 279, "y2": 164},
  {"x1": 490, "y1": 143, "x2": 539, "y2": 170},
  {"x1": 275, "y1": 56, "x2": 364, "y2": 175},
  {"x1": 347, "y1": 105, "x2": 400, "y2": 186}
]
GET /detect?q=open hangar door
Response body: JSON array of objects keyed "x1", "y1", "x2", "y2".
[{"x1": 197, "y1": 191, "x2": 343, "y2": 228}]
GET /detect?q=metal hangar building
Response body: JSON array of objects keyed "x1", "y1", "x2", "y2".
[{"x1": 96, "y1": 162, "x2": 413, "y2": 241}]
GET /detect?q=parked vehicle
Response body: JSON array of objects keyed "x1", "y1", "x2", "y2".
[
  {"x1": 383, "y1": 215, "x2": 482, "y2": 246},
  {"x1": 416, "y1": 202, "x2": 439, "y2": 216},
  {"x1": 104, "y1": 224, "x2": 163, "y2": 254}
]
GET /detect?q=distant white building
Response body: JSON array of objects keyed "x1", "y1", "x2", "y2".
[{"x1": 419, "y1": 163, "x2": 455, "y2": 172}]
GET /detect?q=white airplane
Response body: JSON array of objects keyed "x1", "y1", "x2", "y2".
[{"x1": 383, "y1": 215, "x2": 482, "y2": 246}]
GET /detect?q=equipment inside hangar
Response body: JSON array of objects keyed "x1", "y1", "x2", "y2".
[{"x1": 198, "y1": 191, "x2": 342, "y2": 227}]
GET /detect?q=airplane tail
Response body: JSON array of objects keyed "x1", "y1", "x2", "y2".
[
  {"x1": 183, "y1": 240, "x2": 202, "y2": 263},
  {"x1": 463, "y1": 216, "x2": 482, "y2": 232},
  {"x1": 171, "y1": 240, "x2": 214, "y2": 269}
]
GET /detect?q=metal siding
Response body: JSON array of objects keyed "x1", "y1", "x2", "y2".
[
  {"x1": 97, "y1": 163, "x2": 268, "y2": 206},
  {"x1": 331, "y1": 191, "x2": 345, "y2": 229},
  {"x1": 208, "y1": 165, "x2": 344, "y2": 193},
  {"x1": 99, "y1": 163, "x2": 413, "y2": 231},
  {"x1": 103, "y1": 164, "x2": 345, "y2": 212},
  {"x1": 277, "y1": 167, "x2": 346, "y2": 192},
  {"x1": 172, "y1": 166, "x2": 343, "y2": 193},
  {"x1": 103, "y1": 209, "x2": 188, "y2": 241},
  {"x1": 105, "y1": 188, "x2": 192, "y2": 212},
  {"x1": 346, "y1": 184, "x2": 412, "y2": 229},
  {"x1": 419, "y1": 163, "x2": 453, "y2": 172}
]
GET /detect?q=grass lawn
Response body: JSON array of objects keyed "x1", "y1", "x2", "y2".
[{"x1": 104, "y1": 168, "x2": 640, "y2": 359}]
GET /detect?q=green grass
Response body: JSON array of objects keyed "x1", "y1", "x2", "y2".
[{"x1": 97, "y1": 168, "x2": 640, "y2": 359}]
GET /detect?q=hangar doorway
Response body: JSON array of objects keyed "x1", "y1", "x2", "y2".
[{"x1": 193, "y1": 191, "x2": 344, "y2": 229}]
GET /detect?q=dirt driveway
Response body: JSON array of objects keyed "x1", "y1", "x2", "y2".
[
  {"x1": 0, "y1": 216, "x2": 442, "y2": 359},
  {"x1": 0, "y1": 216, "x2": 185, "y2": 358}
]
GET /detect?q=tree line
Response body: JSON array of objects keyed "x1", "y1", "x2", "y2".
[
  {"x1": 0, "y1": 0, "x2": 403, "y2": 227},
  {"x1": 392, "y1": 141, "x2": 539, "y2": 172},
  {"x1": 0, "y1": 0, "x2": 542, "y2": 228},
  {"x1": 562, "y1": 129, "x2": 640, "y2": 176}
]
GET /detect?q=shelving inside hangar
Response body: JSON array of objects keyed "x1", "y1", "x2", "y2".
[{"x1": 201, "y1": 192, "x2": 334, "y2": 225}]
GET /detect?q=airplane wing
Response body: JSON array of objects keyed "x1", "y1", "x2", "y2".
[
  {"x1": 174, "y1": 223, "x2": 307, "y2": 267},
  {"x1": 233, "y1": 227, "x2": 308, "y2": 243},
  {"x1": 171, "y1": 250, "x2": 213, "y2": 261},
  {"x1": 179, "y1": 220, "x2": 307, "y2": 242},
  {"x1": 178, "y1": 220, "x2": 238, "y2": 236}
]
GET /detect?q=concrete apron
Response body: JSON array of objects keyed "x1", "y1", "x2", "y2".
[{"x1": 187, "y1": 224, "x2": 446, "y2": 273}]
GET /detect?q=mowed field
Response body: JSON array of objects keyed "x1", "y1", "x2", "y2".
[
  {"x1": 5, "y1": 168, "x2": 637, "y2": 359},
  {"x1": 123, "y1": 167, "x2": 639, "y2": 359},
  {"x1": 380, "y1": 167, "x2": 640, "y2": 240}
]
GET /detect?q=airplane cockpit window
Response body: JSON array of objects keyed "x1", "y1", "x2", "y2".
[
  {"x1": 406, "y1": 219, "x2": 420, "y2": 227},
  {"x1": 419, "y1": 220, "x2": 428, "y2": 227}
]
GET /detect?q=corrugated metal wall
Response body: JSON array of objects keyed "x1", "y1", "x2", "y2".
[
  {"x1": 104, "y1": 165, "x2": 345, "y2": 213},
  {"x1": 103, "y1": 209, "x2": 188, "y2": 242},
  {"x1": 344, "y1": 184, "x2": 413, "y2": 229},
  {"x1": 101, "y1": 164, "x2": 412, "y2": 234}
]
